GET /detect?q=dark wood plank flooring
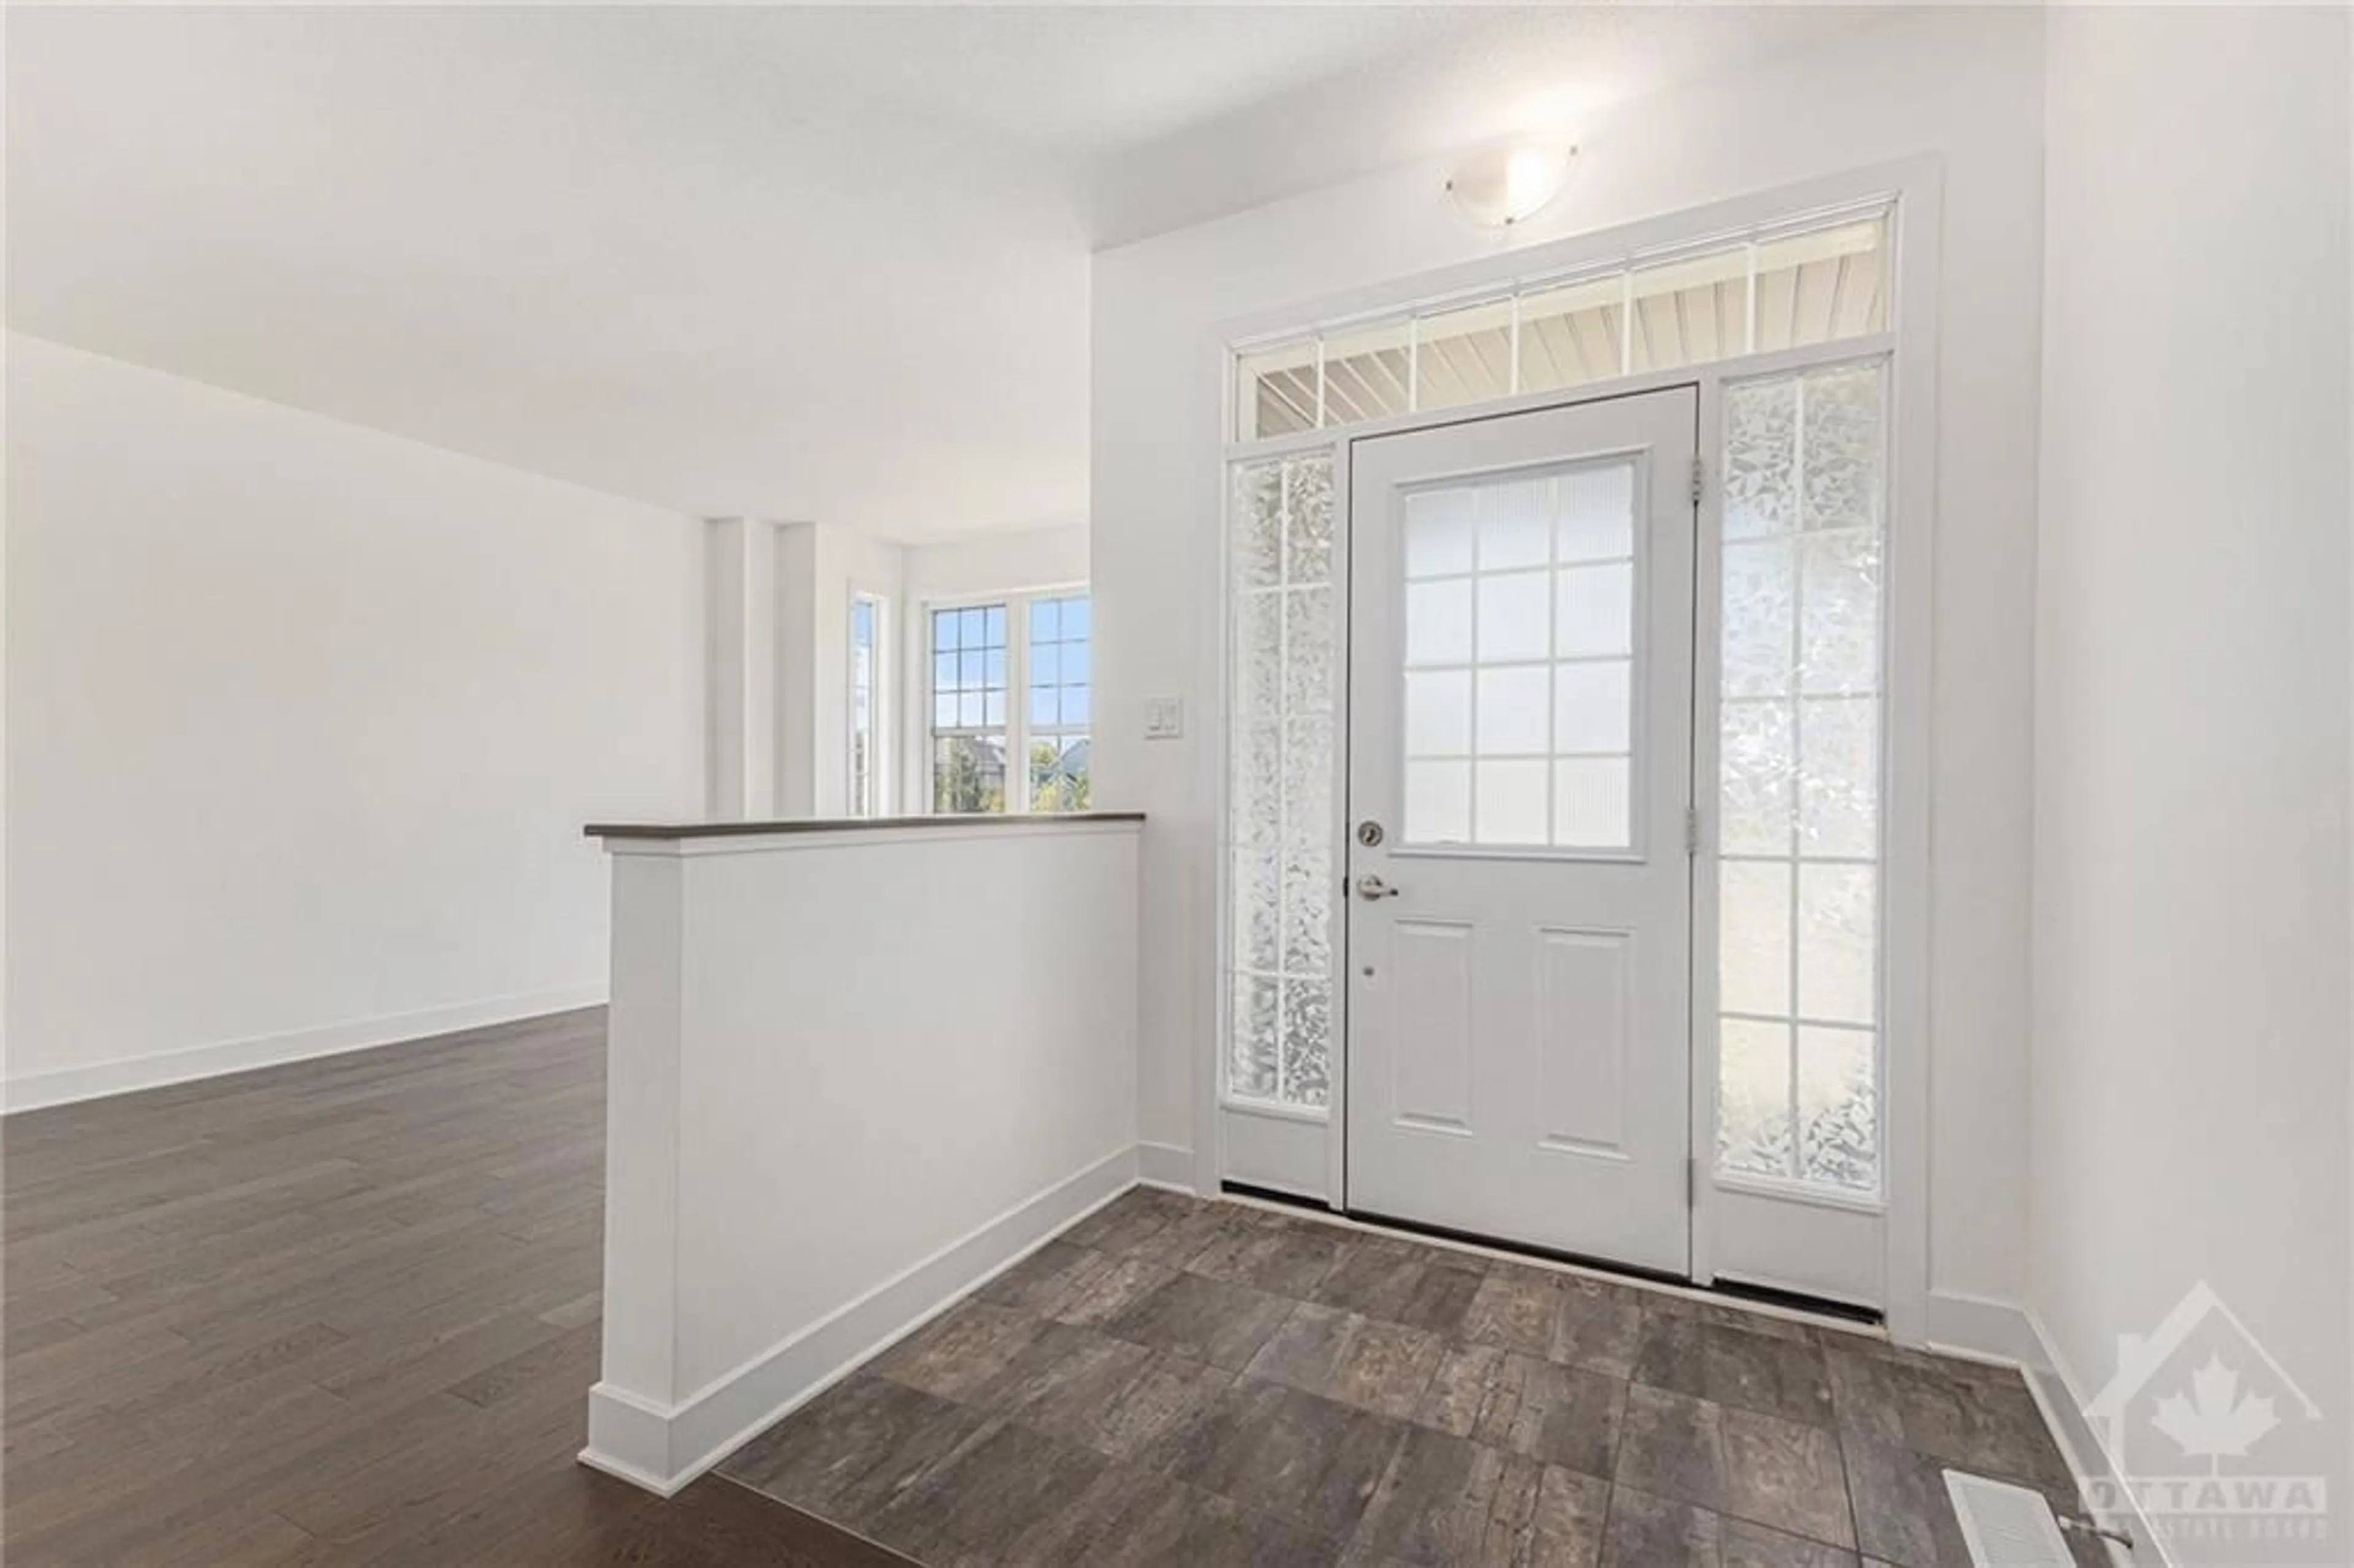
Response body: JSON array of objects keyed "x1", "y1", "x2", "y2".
[{"x1": 2, "y1": 1009, "x2": 901, "y2": 1566}]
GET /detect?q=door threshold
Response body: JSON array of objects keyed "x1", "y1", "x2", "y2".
[
  {"x1": 1341, "y1": 1203, "x2": 1691, "y2": 1292},
  {"x1": 1220, "y1": 1182, "x2": 1883, "y2": 1331}
]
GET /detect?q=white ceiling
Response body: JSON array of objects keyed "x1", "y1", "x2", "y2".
[{"x1": 7, "y1": 5, "x2": 1860, "y2": 541}]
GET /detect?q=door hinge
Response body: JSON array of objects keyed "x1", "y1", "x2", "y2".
[
  {"x1": 1683, "y1": 805, "x2": 1701, "y2": 858},
  {"x1": 1686, "y1": 1155, "x2": 1698, "y2": 1207},
  {"x1": 1689, "y1": 454, "x2": 1705, "y2": 506}
]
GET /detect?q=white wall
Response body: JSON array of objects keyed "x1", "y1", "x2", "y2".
[
  {"x1": 5, "y1": 334, "x2": 704, "y2": 1107},
  {"x1": 2033, "y1": 1, "x2": 2353, "y2": 1530},
  {"x1": 901, "y1": 520, "x2": 1088, "y2": 606},
  {"x1": 1091, "y1": 6, "x2": 2046, "y2": 1315},
  {"x1": 586, "y1": 818, "x2": 1140, "y2": 1491}
]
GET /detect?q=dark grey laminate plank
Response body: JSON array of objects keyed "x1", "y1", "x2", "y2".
[
  {"x1": 1311, "y1": 1231, "x2": 1488, "y2": 1338},
  {"x1": 1137, "y1": 1375, "x2": 1411, "y2": 1542},
  {"x1": 866, "y1": 1298, "x2": 1045, "y2": 1402},
  {"x1": 1099, "y1": 1268, "x2": 1298, "y2": 1371},
  {"x1": 1632, "y1": 1310, "x2": 1837, "y2": 1428},
  {"x1": 1615, "y1": 1383, "x2": 1857, "y2": 1550},
  {"x1": 1246, "y1": 1301, "x2": 1451, "y2": 1420},
  {"x1": 1602, "y1": 1484, "x2": 1860, "y2": 1567},
  {"x1": 1350, "y1": 1423, "x2": 1610, "y2": 1567},
  {"x1": 1413, "y1": 1343, "x2": 1625, "y2": 1479}
]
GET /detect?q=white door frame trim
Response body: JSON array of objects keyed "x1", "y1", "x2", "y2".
[{"x1": 1206, "y1": 156, "x2": 1942, "y2": 1344}]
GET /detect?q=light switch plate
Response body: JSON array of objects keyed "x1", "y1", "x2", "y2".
[{"x1": 1144, "y1": 697, "x2": 1185, "y2": 740}]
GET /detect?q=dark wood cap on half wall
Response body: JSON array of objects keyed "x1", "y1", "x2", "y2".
[{"x1": 584, "y1": 812, "x2": 1146, "y2": 841}]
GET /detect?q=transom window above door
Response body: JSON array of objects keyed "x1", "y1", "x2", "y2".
[
  {"x1": 1399, "y1": 458, "x2": 1643, "y2": 852},
  {"x1": 1234, "y1": 204, "x2": 1889, "y2": 442}
]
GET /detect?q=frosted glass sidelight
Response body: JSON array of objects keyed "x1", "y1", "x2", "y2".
[
  {"x1": 1797, "y1": 365, "x2": 1885, "y2": 533},
  {"x1": 1405, "y1": 671, "x2": 1472, "y2": 757},
  {"x1": 1797, "y1": 1026, "x2": 1877, "y2": 1190},
  {"x1": 1722, "y1": 541, "x2": 1795, "y2": 698},
  {"x1": 1552, "y1": 661, "x2": 1631, "y2": 755},
  {"x1": 1724, "y1": 378, "x2": 1797, "y2": 540},
  {"x1": 1227, "y1": 452, "x2": 1339, "y2": 1111},
  {"x1": 1719, "y1": 861, "x2": 1792, "y2": 1018},
  {"x1": 1797, "y1": 864, "x2": 1876, "y2": 1025},
  {"x1": 1477, "y1": 573, "x2": 1552, "y2": 661},
  {"x1": 1553, "y1": 759, "x2": 1631, "y2": 848},
  {"x1": 1235, "y1": 463, "x2": 1287, "y2": 588},
  {"x1": 1282, "y1": 981, "x2": 1333, "y2": 1107},
  {"x1": 1233, "y1": 835, "x2": 1281, "y2": 973},
  {"x1": 1555, "y1": 565, "x2": 1634, "y2": 658},
  {"x1": 1715, "y1": 359, "x2": 1887, "y2": 1196},
  {"x1": 1282, "y1": 850, "x2": 1332, "y2": 982},
  {"x1": 1235, "y1": 593, "x2": 1284, "y2": 731},
  {"x1": 1475, "y1": 759, "x2": 1550, "y2": 845},
  {"x1": 1798, "y1": 533, "x2": 1881, "y2": 696},
  {"x1": 1405, "y1": 488, "x2": 1477, "y2": 578},
  {"x1": 1720, "y1": 701, "x2": 1796, "y2": 856},
  {"x1": 1232, "y1": 976, "x2": 1281, "y2": 1099},
  {"x1": 1285, "y1": 587, "x2": 1337, "y2": 717},
  {"x1": 1797, "y1": 698, "x2": 1876, "y2": 858},
  {"x1": 1284, "y1": 712, "x2": 1336, "y2": 854},
  {"x1": 1476, "y1": 666, "x2": 1552, "y2": 756},
  {"x1": 1718, "y1": 1019, "x2": 1794, "y2": 1180},
  {"x1": 1406, "y1": 761, "x2": 1472, "y2": 844},
  {"x1": 1287, "y1": 460, "x2": 1336, "y2": 584},
  {"x1": 1406, "y1": 580, "x2": 1474, "y2": 666}
]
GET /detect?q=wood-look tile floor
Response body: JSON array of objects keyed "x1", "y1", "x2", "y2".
[
  {"x1": 722, "y1": 1189, "x2": 2108, "y2": 1568},
  {"x1": 2, "y1": 1009, "x2": 904, "y2": 1566}
]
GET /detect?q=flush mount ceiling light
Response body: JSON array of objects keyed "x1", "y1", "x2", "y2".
[{"x1": 1446, "y1": 140, "x2": 1577, "y2": 229}]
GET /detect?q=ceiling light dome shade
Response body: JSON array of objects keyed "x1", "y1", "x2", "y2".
[{"x1": 1447, "y1": 140, "x2": 1576, "y2": 229}]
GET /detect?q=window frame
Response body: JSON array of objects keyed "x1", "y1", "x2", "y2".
[
  {"x1": 920, "y1": 582, "x2": 1091, "y2": 815},
  {"x1": 847, "y1": 590, "x2": 887, "y2": 817}
]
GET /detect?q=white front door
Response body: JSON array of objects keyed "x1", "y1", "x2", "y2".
[{"x1": 1345, "y1": 387, "x2": 1699, "y2": 1276}]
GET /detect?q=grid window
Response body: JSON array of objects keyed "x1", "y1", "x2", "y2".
[
  {"x1": 1027, "y1": 595, "x2": 1092, "y2": 813},
  {"x1": 926, "y1": 592, "x2": 1091, "y2": 815},
  {"x1": 1398, "y1": 458, "x2": 1640, "y2": 852},
  {"x1": 931, "y1": 603, "x2": 1008, "y2": 813},
  {"x1": 1714, "y1": 359, "x2": 1886, "y2": 1198}
]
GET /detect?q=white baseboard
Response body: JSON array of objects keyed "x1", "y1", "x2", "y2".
[
  {"x1": 2022, "y1": 1304, "x2": 2171, "y2": 1568},
  {"x1": 2, "y1": 986, "x2": 608, "y2": 1113},
  {"x1": 1922, "y1": 1292, "x2": 2158, "y2": 1567},
  {"x1": 1137, "y1": 1141, "x2": 1195, "y2": 1189},
  {"x1": 579, "y1": 1144, "x2": 1140, "y2": 1497},
  {"x1": 1925, "y1": 1288, "x2": 2049, "y2": 1366}
]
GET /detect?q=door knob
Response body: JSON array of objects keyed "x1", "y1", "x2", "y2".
[{"x1": 1356, "y1": 873, "x2": 1401, "y2": 901}]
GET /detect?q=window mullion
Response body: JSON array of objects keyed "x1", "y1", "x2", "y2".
[{"x1": 1008, "y1": 591, "x2": 1032, "y2": 812}]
